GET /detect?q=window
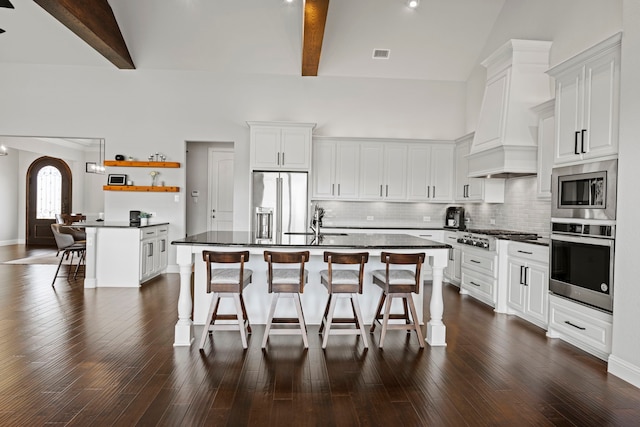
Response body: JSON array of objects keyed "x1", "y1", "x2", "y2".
[{"x1": 36, "y1": 166, "x2": 62, "y2": 219}]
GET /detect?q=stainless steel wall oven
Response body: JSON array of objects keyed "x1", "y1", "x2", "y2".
[{"x1": 549, "y1": 220, "x2": 615, "y2": 312}]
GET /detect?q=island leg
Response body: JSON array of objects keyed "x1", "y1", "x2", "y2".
[
  {"x1": 83, "y1": 227, "x2": 97, "y2": 288},
  {"x1": 174, "y1": 245, "x2": 195, "y2": 346},
  {"x1": 426, "y1": 249, "x2": 448, "y2": 346}
]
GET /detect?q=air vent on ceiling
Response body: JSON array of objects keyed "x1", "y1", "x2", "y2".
[{"x1": 372, "y1": 49, "x2": 390, "y2": 59}]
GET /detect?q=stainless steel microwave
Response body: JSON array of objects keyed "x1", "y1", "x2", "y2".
[{"x1": 551, "y1": 159, "x2": 617, "y2": 220}]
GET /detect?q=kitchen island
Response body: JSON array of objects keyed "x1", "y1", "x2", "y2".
[{"x1": 172, "y1": 231, "x2": 450, "y2": 347}]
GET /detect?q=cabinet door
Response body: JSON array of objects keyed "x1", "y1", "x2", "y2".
[
  {"x1": 251, "y1": 127, "x2": 281, "y2": 169},
  {"x1": 466, "y1": 178, "x2": 485, "y2": 201},
  {"x1": 507, "y1": 259, "x2": 526, "y2": 312},
  {"x1": 140, "y1": 240, "x2": 155, "y2": 280},
  {"x1": 525, "y1": 261, "x2": 549, "y2": 326},
  {"x1": 554, "y1": 71, "x2": 583, "y2": 165},
  {"x1": 312, "y1": 141, "x2": 336, "y2": 198},
  {"x1": 156, "y1": 236, "x2": 168, "y2": 271},
  {"x1": 334, "y1": 142, "x2": 360, "y2": 199},
  {"x1": 359, "y1": 143, "x2": 384, "y2": 199},
  {"x1": 406, "y1": 145, "x2": 430, "y2": 200},
  {"x1": 281, "y1": 127, "x2": 311, "y2": 169},
  {"x1": 582, "y1": 51, "x2": 620, "y2": 161},
  {"x1": 537, "y1": 110, "x2": 554, "y2": 199},
  {"x1": 454, "y1": 141, "x2": 469, "y2": 200},
  {"x1": 383, "y1": 144, "x2": 407, "y2": 200},
  {"x1": 429, "y1": 145, "x2": 454, "y2": 202}
]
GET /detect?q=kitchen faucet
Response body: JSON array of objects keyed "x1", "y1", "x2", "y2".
[{"x1": 310, "y1": 204, "x2": 321, "y2": 237}]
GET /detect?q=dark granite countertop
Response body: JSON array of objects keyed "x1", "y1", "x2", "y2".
[
  {"x1": 72, "y1": 221, "x2": 169, "y2": 229},
  {"x1": 172, "y1": 231, "x2": 451, "y2": 249},
  {"x1": 496, "y1": 235, "x2": 550, "y2": 247}
]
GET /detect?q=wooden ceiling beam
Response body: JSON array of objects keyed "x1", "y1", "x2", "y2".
[
  {"x1": 33, "y1": 0, "x2": 135, "y2": 69},
  {"x1": 302, "y1": 0, "x2": 329, "y2": 76}
]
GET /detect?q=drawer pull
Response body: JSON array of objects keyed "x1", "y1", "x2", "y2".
[
  {"x1": 470, "y1": 260, "x2": 481, "y2": 264},
  {"x1": 517, "y1": 250, "x2": 533, "y2": 255},
  {"x1": 564, "y1": 320, "x2": 586, "y2": 331},
  {"x1": 470, "y1": 281, "x2": 481, "y2": 287},
  {"x1": 145, "y1": 232, "x2": 155, "y2": 236}
]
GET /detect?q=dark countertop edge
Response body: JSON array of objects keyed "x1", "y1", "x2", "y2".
[
  {"x1": 75, "y1": 222, "x2": 170, "y2": 229},
  {"x1": 321, "y1": 225, "x2": 447, "y2": 230},
  {"x1": 171, "y1": 241, "x2": 451, "y2": 249},
  {"x1": 496, "y1": 236, "x2": 550, "y2": 247}
]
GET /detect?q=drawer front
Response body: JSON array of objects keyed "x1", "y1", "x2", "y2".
[
  {"x1": 461, "y1": 270, "x2": 495, "y2": 306},
  {"x1": 461, "y1": 250, "x2": 496, "y2": 277},
  {"x1": 549, "y1": 297, "x2": 612, "y2": 352},
  {"x1": 508, "y1": 241, "x2": 548, "y2": 263},
  {"x1": 141, "y1": 228, "x2": 158, "y2": 240}
]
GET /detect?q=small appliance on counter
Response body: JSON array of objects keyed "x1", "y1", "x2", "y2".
[
  {"x1": 444, "y1": 206, "x2": 465, "y2": 230},
  {"x1": 129, "y1": 210, "x2": 141, "y2": 226}
]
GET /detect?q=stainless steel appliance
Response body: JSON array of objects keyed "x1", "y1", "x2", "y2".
[
  {"x1": 251, "y1": 171, "x2": 308, "y2": 240},
  {"x1": 444, "y1": 206, "x2": 465, "y2": 230},
  {"x1": 456, "y1": 229, "x2": 538, "y2": 251},
  {"x1": 549, "y1": 219, "x2": 615, "y2": 312},
  {"x1": 551, "y1": 159, "x2": 617, "y2": 220}
]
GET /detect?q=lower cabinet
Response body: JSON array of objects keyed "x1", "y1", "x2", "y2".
[
  {"x1": 547, "y1": 294, "x2": 613, "y2": 361},
  {"x1": 140, "y1": 226, "x2": 169, "y2": 283},
  {"x1": 443, "y1": 231, "x2": 461, "y2": 286},
  {"x1": 460, "y1": 247, "x2": 498, "y2": 307},
  {"x1": 506, "y1": 242, "x2": 549, "y2": 329}
]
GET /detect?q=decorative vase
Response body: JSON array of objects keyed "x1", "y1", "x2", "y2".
[{"x1": 140, "y1": 217, "x2": 149, "y2": 226}]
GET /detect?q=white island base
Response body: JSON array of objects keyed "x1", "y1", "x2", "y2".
[{"x1": 173, "y1": 242, "x2": 448, "y2": 348}]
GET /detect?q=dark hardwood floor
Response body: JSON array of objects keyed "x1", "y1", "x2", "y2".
[{"x1": 1, "y1": 244, "x2": 639, "y2": 426}]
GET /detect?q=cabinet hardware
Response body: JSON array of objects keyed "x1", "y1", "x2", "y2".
[
  {"x1": 524, "y1": 266, "x2": 529, "y2": 286},
  {"x1": 517, "y1": 250, "x2": 533, "y2": 255},
  {"x1": 520, "y1": 265, "x2": 525, "y2": 285},
  {"x1": 282, "y1": 152, "x2": 285, "y2": 165},
  {"x1": 470, "y1": 281, "x2": 481, "y2": 287},
  {"x1": 574, "y1": 131, "x2": 580, "y2": 155},
  {"x1": 427, "y1": 186, "x2": 430, "y2": 198},
  {"x1": 380, "y1": 185, "x2": 383, "y2": 197},
  {"x1": 432, "y1": 186, "x2": 436, "y2": 198},
  {"x1": 212, "y1": 215, "x2": 215, "y2": 218},
  {"x1": 470, "y1": 259, "x2": 481, "y2": 264},
  {"x1": 448, "y1": 249, "x2": 453, "y2": 261},
  {"x1": 148, "y1": 242, "x2": 154, "y2": 256},
  {"x1": 161, "y1": 239, "x2": 166, "y2": 252},
  {"x1": 332, "y1": 183, "x2": 335, "y2": 196},
  {"x1": 277, "y1": 152, "x2": 281, "y2": 165},
  {"x1": 338, "y1": 184, "x2": 341, "y2": 195},
  {"x1": 386, "y1": 185, "x2": 389, "y2": 197},
  {"x1": 145, "y1": 231, "x2": 154, "y2": 236},
  {"x1": 564, "y1": 320, "x2": 586, "y2": 330},
  {"x1": 581, "y1": 129, "x2": 586, "y2": 153}
]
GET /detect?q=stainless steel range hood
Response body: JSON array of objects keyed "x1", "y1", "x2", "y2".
[{"x1": 468, "y1": 39, "x2": 552, "y2": 179}]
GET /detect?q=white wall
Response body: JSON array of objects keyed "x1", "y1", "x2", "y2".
[
  {"x1": 610, "y1": 0, "x2": 640, "y2": 389},
  {"x1": 0, "y1": 147, "x2": 19, "y2": 245}
]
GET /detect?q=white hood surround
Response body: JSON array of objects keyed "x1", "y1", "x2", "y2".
[{"x1": 468, "y1": 40, "x2": 553, "y2": 178}]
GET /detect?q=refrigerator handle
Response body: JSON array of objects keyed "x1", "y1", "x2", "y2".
[{"x1": 276, "y1": 177, "x2": 282, "y2": 236}]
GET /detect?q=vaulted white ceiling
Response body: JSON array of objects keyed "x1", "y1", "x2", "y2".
[{"x1": 0, "y1": 0, "x2": 506, "y2": 82}]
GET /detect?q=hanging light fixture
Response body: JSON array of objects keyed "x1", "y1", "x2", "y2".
[{"x1": 0, "y1": 145, "x2": 8, "y2": 156}]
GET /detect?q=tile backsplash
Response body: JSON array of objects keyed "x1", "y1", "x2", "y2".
[{"x1": 316, "y1": 176, "x2": 551, "y2": 237}]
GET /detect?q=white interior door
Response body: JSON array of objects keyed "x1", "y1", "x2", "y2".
[{"x1": 208, "y1": 148, "x2": 234, "y2": 231}]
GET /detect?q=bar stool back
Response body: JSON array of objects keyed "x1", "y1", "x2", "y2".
[
  {"x1": 199, "y1": 250, "x2": 253, "y2": 350},
  {"x1": 262, "y1": 250, "x2": 310, "y2": 348},
  {"x1": 370, "y1": 252, "x2": 425, "y2": 348},
  {"x1": 319, "y1": 251, "x2": 369, "y2": 349}
]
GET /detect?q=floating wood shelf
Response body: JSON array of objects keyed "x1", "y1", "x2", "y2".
[
  {"x1": 104, "y1": 160, "x2": 181, "y2": 168},
  {"x1": 103, "y1": 185, "x2": 180, "y2": 192}
]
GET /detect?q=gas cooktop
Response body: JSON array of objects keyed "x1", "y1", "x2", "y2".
[
  {"x1": 466, "y1": 229, "x2": 537, "y2": 236},
  {"x1": 457, "y1": 229, "x2": 538, "y2": 250}
]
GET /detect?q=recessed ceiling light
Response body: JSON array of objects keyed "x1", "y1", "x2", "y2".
[{"x1": 407, "y1": 0, "x2": 419, "y2": 9}]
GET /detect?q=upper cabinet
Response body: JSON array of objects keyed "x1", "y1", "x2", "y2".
[
  {"x1": 359, "y1": 143, "x2": 407, "y2": 200},
  {"x1": 312, "y1": 139, "x2": 360, "y2": 199},
  {"x1": 547, "y1": 33, "x2": 621, "y2": 166},
  {"x1": 407, "y1": 143, "x2": 454, "y2": 202},
  {"x1": 532, "y1": 99, "x2": 555, "y2": 199},
  {"x1": 248, "y1": 122, "x2": 316, "y2": 171},
  {"x1": 455, "y1": 133, "x2": 505, "y2": 203}
]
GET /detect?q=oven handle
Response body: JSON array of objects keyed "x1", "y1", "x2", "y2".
[{"x1": 551, "y1": 233, "x2": 614, "y2": 247}]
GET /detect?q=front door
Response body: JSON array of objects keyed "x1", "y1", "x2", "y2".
[{"x1": 26, "y1": 157, "x2": 72, "y2": 246}]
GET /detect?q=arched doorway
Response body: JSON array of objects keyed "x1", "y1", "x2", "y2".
[{"x1": 26, "y1": 156, "x2": 72, "y2": 246}]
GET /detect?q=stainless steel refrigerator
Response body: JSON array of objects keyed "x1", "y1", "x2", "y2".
[{"x1": 251, "y1": 171, "x2": 308, "y2": 240}]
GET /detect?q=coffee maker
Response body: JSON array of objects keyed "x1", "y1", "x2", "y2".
[{"x1": 444, "y1": 206, "x2": 465, "y2": 230}]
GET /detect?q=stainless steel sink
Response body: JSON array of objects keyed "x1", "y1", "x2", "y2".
[{"x1": 284, "y1": 232, "x2": 348, "y2": 236}]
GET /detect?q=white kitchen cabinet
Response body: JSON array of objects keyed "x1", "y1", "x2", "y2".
[
  {"x1": 94, "y1": 224, "x2": 169, "y2": 287},
  {"x1": 311, "y1": 139, "x2": 359, "y2": 199},
  {"x1": 443, "y1": 231, "x2": 461, "y2": 286},
  {"x1": 532, "y1": 99, "x2": 555, "y2": 199},
  {"x1": 455, "y1": 134, "x2": 505, "y2": 203},
  {"x1": 547, "y1": 294, "x2": 612, "y2": 361},
  {"x1": 407, "y1": 143, "x2": 454, "y2": 202},
  {"x1": 548, "y1": 33, "x2": 621, "y2": 166},
  {"x1": 460, "y1": 246, "x2": 498, "y2": 307},
  {"x1": 248, "y1": 122, "x2": 315, "y2": 171},
  {"x1": 506, "y1": 241, "x2": 549, "y2": 329},
  {"x1": 359, "y1": 143, "x2": 407, "y2": 200}
]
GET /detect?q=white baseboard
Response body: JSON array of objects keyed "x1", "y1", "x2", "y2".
[
  {"x1": 166, "y1": 264, "x2": 180, "y2": 274},
  {"x1": 0, "y1": 239, "x2": 19, "y2": 246},
  {"x1": 608, "y1": 354, "x2": 640, "y2": 389}
]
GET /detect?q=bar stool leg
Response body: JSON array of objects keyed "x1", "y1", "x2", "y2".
[
  {"x1": 351, "y1": 294, "x2": 369, "y2": 349},
  {"x1": 370, "y1": 293, "x2": 386, "y2": 333},
  {"x1": 407, "y1": 294, "x2": 425, "y2": 348},
  {"x1": 321, "y1": 295, "x2": 339, "y2": 349},
  {"x1": 319, "y1": 294, "x2": 332, "y2": 334},
  {"x1": 233, "y1": 293, "x2": 248, "y2": 349},
  {"x1": 262, "y1": 293, "x2": 280, "y2": 348},
  {"x1": 200, "y1": 293, "x2": 220, "y2": 349},
  {"x1": 293, "y1": 293, "x2": 309, "y2": 348}
]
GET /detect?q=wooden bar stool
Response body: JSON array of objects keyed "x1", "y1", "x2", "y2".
[
  {"x1": 319, "y1": 251, "x2": 369, "y2": 349},
  {"x1": 370, "y1": 252, "x2": 425, "y2": 348},
  {"x1": 199, "y1": 250, "x2": 253, "y2": 350},
  {"x1": 262, "y1": 250, "x2": 310, "y2": 348}
]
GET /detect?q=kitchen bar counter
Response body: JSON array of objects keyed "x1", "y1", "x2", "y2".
[{"x1": 172, "y1": 232, "x2": 450, "y2": 348}]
